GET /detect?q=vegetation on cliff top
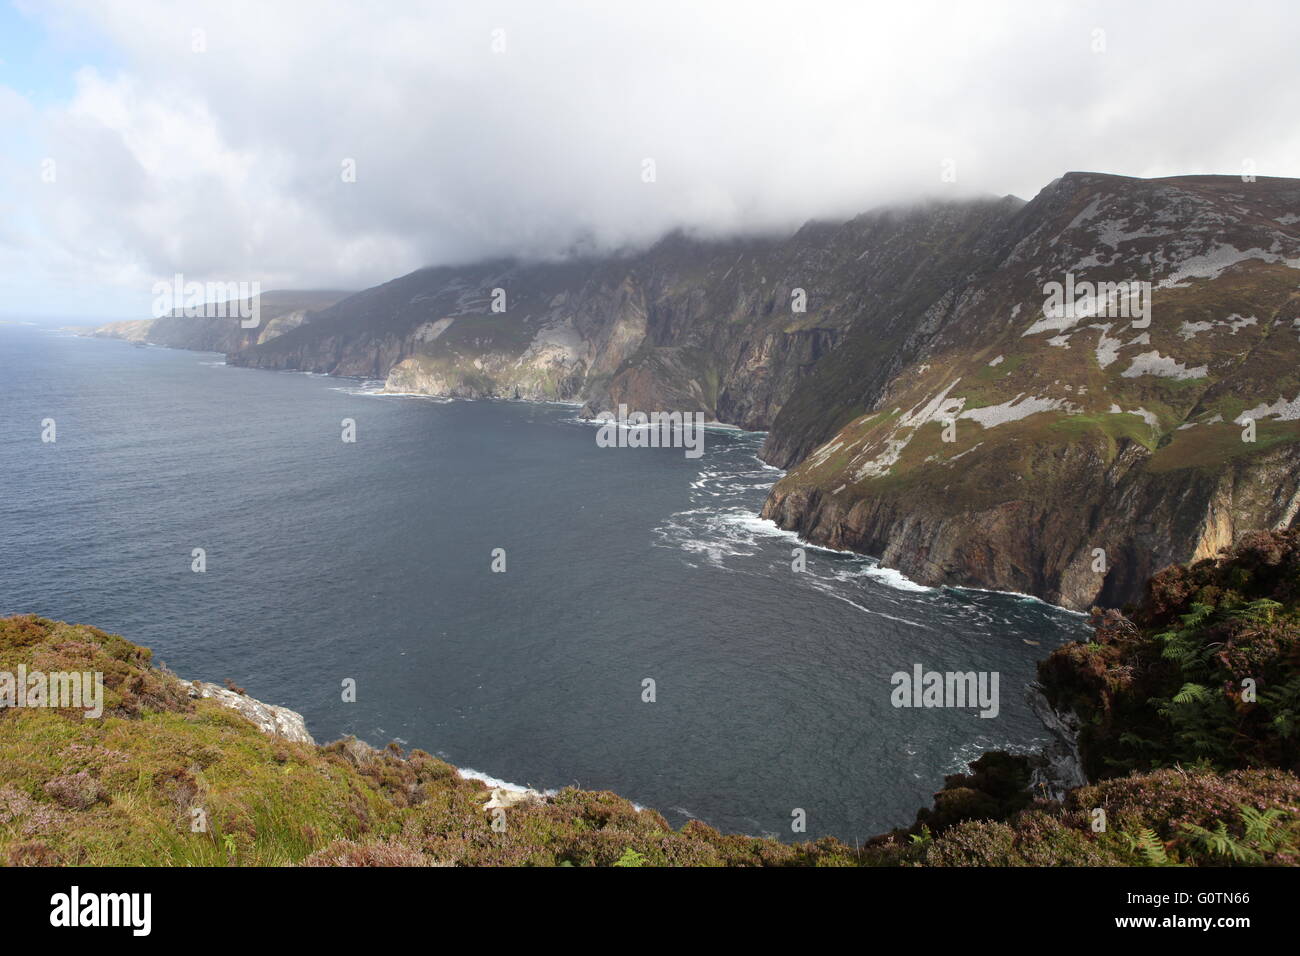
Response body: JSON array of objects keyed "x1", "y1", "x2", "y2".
[
  {"x1": 865, "y1": 530, "x2": 1300, "y2": 866},
  {"x1": 1041, "y1": 529, "x2": 1300, "y2": 779},
  {"x1": 765, "y1": 175, "x2": 1300, "y2": 610},
  {"x1": 0, "y1": 616, "x2": 853, "y2": 866},
  {"x1": 4, "y1": 534, "x2": 1299, "y2": 867}
]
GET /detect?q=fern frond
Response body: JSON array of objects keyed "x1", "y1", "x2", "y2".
[{"x1": 1171, "y1": 682, "x2": 1212, "y2": 705}]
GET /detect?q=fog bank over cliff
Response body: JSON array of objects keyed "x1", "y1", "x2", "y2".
[
  {"x1": 202, "y1": 172, "x2": 1300, "y2": 609},
  {"x1": 10, "y1": 1, "x2": 1300, "y2": 318}
]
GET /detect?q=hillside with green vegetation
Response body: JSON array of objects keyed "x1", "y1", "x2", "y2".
[
  {"x1": 86, "y1": 290, "x2": 352, "y2": 353},
  {"x1": 764, "y1": 173, "x2": 1300, "y2": 609},
  {"x1": 1042, "y1": 529, "x2": 1300, "y2": 779},
  {"x1": 864, "y1": 529, "x2": 1300, "y2": 866},
  {"x1": 0, "y1": 614, "x2": 853, "y2": 866},
  {"x1": 3, "y1": 533, "x2": 1298, "y2": 867},
  {"x1": 85, "y1": 173, "x2": 1300, "y2": 611}
]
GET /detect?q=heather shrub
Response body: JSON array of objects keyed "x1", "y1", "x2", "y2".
[
  {"x1": 4, "y1": 608, "x2": 1298, "y2": 868},
  {"x1": 301, "y1": 839, "x2": 445, "y2": 867},
  {"x1": 43, "y1": 772, "x2": 104, "y2": 810},
  {"x1": 1039, "y1": 530, "x2": 1300, "y2": 777}
]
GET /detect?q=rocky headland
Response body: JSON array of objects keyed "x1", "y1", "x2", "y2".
[{"x1": 91, "y1": 172, "x2": 1300, "y2": 610}]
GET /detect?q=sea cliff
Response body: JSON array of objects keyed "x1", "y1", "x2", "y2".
[{"x1": 91, "y1": 173, "x2": 1300, "y2": 609}]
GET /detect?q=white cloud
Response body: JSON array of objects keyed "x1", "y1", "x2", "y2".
[{"x1": 8, "y1": 0, "x2": 1300, "y2": 316}]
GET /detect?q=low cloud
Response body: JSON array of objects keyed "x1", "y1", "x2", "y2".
[{"x1": 9, "y1": 0, "x2": 1300, "y2": 315}]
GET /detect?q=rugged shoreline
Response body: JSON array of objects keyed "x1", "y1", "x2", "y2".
[
  {"x1": 70, "y1": 329, "x2": 1113, "y2": 616},
  {"x1": 84, "y1": 173, "x2": 1300, "y2": 612},
  {"x1": 762, "y1": 440, "x2": 1300, "y2": 611}
]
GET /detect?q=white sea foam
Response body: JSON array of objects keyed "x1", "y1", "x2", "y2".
[
  {"x1": 331, "y1": 381, "x2": 454, "y2": 401},
  {"x1": 860, "y1": 564, "x2": 932, "y2": 593},
  {"x1": 952, "y1": 584, "x2": 1089, "y2": 616},
  {"x1": 803, "y1": 577, "x2": 927, "y2": 627},
  {"x1": 456, "y1": 767, "x2": 558, "y2": 797},
  {"x1": 945, "y1": 738, "x2": 1046, "y2": 775},
  {"x1": 657, "y1": 432, "x2": 1092, "y2": 615}
]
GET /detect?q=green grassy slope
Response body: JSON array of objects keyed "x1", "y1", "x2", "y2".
[{"x1": 6, "y1": 524, "x2": 1300, "y2": 870}]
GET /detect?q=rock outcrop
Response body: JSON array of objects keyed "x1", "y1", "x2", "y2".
[
  {"x1": 96, "y1": 173, "x2": 1300, "y2": 609},
  {"x1": 87, "y1": 290, "x2": 351, "y2": 354},
  {"x1": 185, "y1": 680, "x2": 315, "y2": 745},
  {"x1": 762, "y1": 173, "x2": 1300, "y2": 609},
  {"x1": 226, "y1": 199, "x2": 1022, "y2": 431}
]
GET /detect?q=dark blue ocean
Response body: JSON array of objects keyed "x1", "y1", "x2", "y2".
[{"x1": 0, "y1": 321, "x2": 1087, "y2": 841}]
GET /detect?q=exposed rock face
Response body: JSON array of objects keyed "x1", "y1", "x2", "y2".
[
  {"x1": 102, "y1": 173, "x2": 1300, "y2": 609},
  {"x1": 186, "y1": 680, "x2": 315, "y2": 745},
  {"x1": 226, "y1": 199, "x2": 1022, "y2": 430},
  {"x1": 1025, "y1": 684, "x2": 1087, "y2": 801},
  {"x1": 482, "y1": 787, "x2": 541, "y2": 810},
  {"x1": 87, "y1": 290, "x2": 351, "y2": 353},
  {"x1": 762, "y1": 438, "x2": 1300, "y2": 610},
  {"x1": 761, "y1": 174, "x2": 1300, "y2": 609}
]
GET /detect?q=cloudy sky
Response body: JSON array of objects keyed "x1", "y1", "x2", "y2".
[{"x1": 3, "y1": 0, "x2": 1298, "y2": 319}]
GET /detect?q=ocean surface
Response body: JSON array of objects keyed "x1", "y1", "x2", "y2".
[{"x1": 0, "y1": 321, "x2": 1088, "y2": 841}]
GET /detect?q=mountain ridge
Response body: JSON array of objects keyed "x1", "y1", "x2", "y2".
[
  {"x1": 83, "y1": 289, "x2": 353, "y2": 353},
  {"x1": 89, "y1": 172, "x2": 1300, "y2": 608}
]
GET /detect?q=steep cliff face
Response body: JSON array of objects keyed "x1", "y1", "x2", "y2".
[
  {"x1": 89, "y1": 290, "x2": 351, "y2": 353},
  {"x1": 97, "y1": 173, "x2": 1300, "y2": 609},
  {"x1": 763, "y1": 173, "x2": 1300, "y2": 608},
  {"x1": 225, "y1": 199, "x2": 1023, "y2": 429}
]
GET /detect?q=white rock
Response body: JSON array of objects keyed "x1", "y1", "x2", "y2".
[{"x1": 186, "y1": 681, "x2": 315, "y2": 745}]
